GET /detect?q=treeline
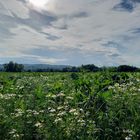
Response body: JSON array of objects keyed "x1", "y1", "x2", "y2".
[
  {"x1": 61, "y1": 64, "x2": 140, "y2": 72},
  {"x1": 0, "y1": 61, "x2": 140, "y2": 72}
]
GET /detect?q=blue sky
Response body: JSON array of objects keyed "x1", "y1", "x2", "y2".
[{"x1": 0, "y1": 0, "x2": 140, "y2": 66}]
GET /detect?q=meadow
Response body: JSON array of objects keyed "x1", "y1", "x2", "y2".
[{"x1": 0, "y1": 72, "x2": 140, "y2": 140}]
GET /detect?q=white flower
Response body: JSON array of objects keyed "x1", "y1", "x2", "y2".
[
  {"x1": 66, "y1": 96, "x2": 73, "y2": 100},
  {"x1": 46, "y1": 94, "x2": 52, "y2": 98},
  {"x1": 33, "y1": 111, "x2": 39, "y2": 115},
  {"x1": 77, "y1": 119, "x2": 85, "y2": 126},
  {"x1": 125, "y1": 136, "x2": 131, "y2": 140},
  {"x1": 18, "y1": 95, "x2": 23, "y2": 98},
  {"x1": 9, "y1": 129, "x2": 16, "y2": 134},
  {"x1": 77, "y1": 119, "x2": 85, "y2": 123},
  {"x1": 51, "y1": 95, "x2": 57, "y2": 98},
  {"x1": 13, "y1": 134, "x2": 19, "y2": 138},
  {"x1": 54, "y1": 118, "x2": 62, "y2": 123},
  {"x1": 49, "y1": 108, "x2": 56, "y2": 113},
  {"x1": 108, "y1": 86, "x2": 113, "y2": 89},
  {"x1": 79, "y1": 108, "x2": 84, "y2": 112},
  {"x1": 74, "y1": 112, "x2": 79, "y2": 116},
  {"x1": 14, "y1": 109, "x2": 24, "y2": 117},
  {"x1": 57, "y1": 111, "x2": 66, "y2": 116},
  {"x1": 35, "y1": 122, "x2": 43, "y2": 128},
  {"x1": 57, "y1": 106, "x2": 64, "y2": 110},
  {"x1": 39, "y1": 110, "x2": 44, "y2": 113},
  {"x1": 0, "y1": 93, "x2": 4, "y2": 99},
  {"x1": 26, "y1": 109, "x2": 33, "y2": 113},
  {"x1": 114, "y1": 83, "x2": 119, "y2": 87},
  {"x1": 69, "y1": 109, "x2": 76, "y2": 113},
  {"x1": 57, "y1": 93, "x2": 65, "y2": 97}
]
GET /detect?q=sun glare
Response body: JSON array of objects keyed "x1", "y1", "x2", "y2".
[{"x1": 28, "y1": 0, "x2": 50, "y2": 9}]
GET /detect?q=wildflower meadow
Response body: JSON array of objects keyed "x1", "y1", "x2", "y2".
[{"x1": 0, "y1": 72, "x2": 140, "y2": 140}]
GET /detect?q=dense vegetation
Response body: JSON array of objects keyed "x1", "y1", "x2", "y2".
[{"x1": 0, "y1": 72, "x2": 140, "y2": 140}]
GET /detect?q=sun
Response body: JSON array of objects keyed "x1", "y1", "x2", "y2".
[{"x1": 28, "y1": 0, "x2": 50, "y2": 9}]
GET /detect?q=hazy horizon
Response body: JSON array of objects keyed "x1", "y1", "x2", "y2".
[{"x1": 0, "y1": 0, "x2": 140, "y2": 66}]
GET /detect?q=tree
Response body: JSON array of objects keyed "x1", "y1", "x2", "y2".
[
  {"x1": 117, "y1": 65, "x2": 138, "y2": 72},
  {"x1": 3, "y1": 61, "x2": 24, "y2": 72},
  {"x1": 80, "y1": 64, "x2": 99, "y2": 72}
]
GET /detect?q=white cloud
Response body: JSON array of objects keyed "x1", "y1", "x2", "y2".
[
  {"x1": 0, "y1": 0, "x2": 29, "y2": 18},
  {"x1": 0, "y1": 0, "x2": 140, "y2": 66},
  {"x1": 38, "y1": 57, "x2": 67, "y2": 64}
]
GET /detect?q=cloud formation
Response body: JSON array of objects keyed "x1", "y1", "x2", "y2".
[{"x1": 0, "y1": 0, "x2": 140, "y2": 66}]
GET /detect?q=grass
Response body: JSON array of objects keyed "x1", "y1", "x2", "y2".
[{"x1": 0, "y1": 72, "x2": 140, "y2": 140}]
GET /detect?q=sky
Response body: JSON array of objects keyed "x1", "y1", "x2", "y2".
[{"x1": 0, "y1": 0, "x2": 140, "y2": 66}]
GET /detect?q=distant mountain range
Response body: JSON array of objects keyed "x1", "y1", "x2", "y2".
[
  {"x1": 0, "y1": 64, "x2": 70, "y2": 71},
  {"x1": 24, "y1": 64, "x2": 70, "y2": 71}
]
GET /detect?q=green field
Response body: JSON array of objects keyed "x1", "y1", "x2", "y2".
[{"x1": 0, "y1": 72, "x2": 140, "y2": 140}]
